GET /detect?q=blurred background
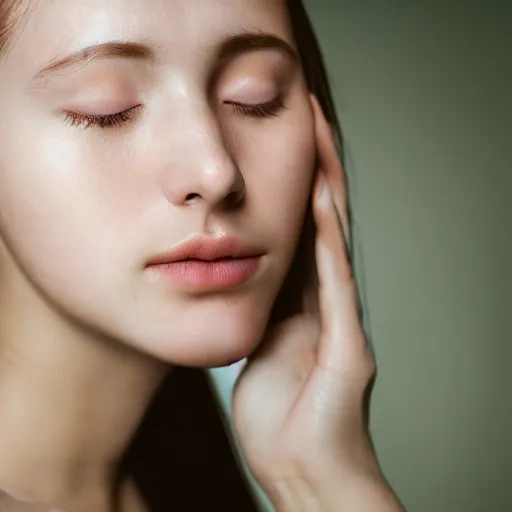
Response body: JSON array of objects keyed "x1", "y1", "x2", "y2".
[{"x1": 305, "y1": 2, "x2": 511, "y2": 511}]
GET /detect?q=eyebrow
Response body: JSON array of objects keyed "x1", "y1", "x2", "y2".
[
  {"x1": 31, "y1": 32, "x2": 298, "y2": 82},
  {"x1": 217, "y1": 31, "x2": 298, "y2": 64},
  {"x1": 33, "y1": 42, "x2": 155, "y2": 80}
]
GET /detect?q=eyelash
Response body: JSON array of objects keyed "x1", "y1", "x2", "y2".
[
  {"x1": 227, "y1": 95, "x2": 286, "y2": 119},
  {"x1": 64, "y1": 105, "x2": 141, "y2": 130},
  {"x1": 64, "y1": 96, "x2": 286, "y2": 130}
]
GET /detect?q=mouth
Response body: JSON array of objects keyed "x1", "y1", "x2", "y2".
[{"x1": 145, "y1": 236, "x2": 264, "y2": 291}]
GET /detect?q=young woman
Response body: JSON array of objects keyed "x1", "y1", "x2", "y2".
[{"x1": 0, "y1": 0, "x2": 406, "y2": 510}]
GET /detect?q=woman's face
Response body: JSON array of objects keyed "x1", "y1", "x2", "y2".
[{"x1": 0, "y1": 0, "x2": 316, "y2": 366}]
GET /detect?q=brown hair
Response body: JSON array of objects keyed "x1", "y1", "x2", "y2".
[
  {"x1": 0, "y1": 0, "x2": 25, "y2": 57},
  {"x1": 287, "y1": 0, "x2": 343, "y2": 151},
  {"x1": 269, "y1": 1, "x2": 352, "y2": 323}
]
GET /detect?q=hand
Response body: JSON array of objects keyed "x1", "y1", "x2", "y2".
[{"x1": 232, "y1": 96, "x2": 402, "y2": 510}]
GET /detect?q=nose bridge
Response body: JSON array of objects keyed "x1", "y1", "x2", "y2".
[
  {"x1": 194, "y1": 115, "x2": 237, "y2": 188},
  {"x1": 162, "y1": 101, "x2": 244, "y2": 207}
]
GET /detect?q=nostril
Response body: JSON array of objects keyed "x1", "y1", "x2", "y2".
[
  {"x1": 224, "y1": 189, "x2": 244, "y2": 209},
  {"x1": 185, "y1": 193, "x2": 201, "y2": 202}
]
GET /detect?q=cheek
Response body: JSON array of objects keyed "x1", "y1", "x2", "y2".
[
  {"x1": 233, "y1": 107, "x2": 316, "y2": 251},
  {"x1": 0, "y1": 124, "x2": 128, "y2": 309}
]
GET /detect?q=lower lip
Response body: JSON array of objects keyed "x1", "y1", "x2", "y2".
[{"x1": 147, "y1": 257, "x2": 261, "y2": 291}]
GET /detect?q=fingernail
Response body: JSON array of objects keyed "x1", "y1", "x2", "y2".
[{"x1": 317, "y1": 173, "x2": 332, "y2": 208}]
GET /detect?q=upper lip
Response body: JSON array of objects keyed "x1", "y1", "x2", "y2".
[{"x1": 146, "y1": 236, "x2": 263, "y2": 265}]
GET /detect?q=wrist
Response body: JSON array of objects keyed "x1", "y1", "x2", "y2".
[
  {"x1": 267, "y1": 476, "x2": 321, "y2": 512},
  {"x1": 267, "y1": 468, "x2": 405, "y2": 512}
]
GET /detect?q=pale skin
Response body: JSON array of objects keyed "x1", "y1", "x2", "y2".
[{"x1": 0, "y1": 0, "x2": 405, "y2": 511}]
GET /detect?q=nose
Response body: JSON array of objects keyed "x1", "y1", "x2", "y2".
[{"x1": 161, "y1": 108, "x2": 245, "y2": 210}]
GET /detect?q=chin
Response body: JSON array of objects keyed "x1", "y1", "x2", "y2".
[{"x1": 120, "y1": 296, "x2": 273, "y2": 368}]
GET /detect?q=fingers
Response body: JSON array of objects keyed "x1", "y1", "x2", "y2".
[
  {"x1": 310, "y1": 95, "x2": 350, "y2": 246},
  {"x1": 313, "y1": 172, "x2": 366, "y2": 371},
  {"x1": 310, "y1": 96, "x2": 371, "y2": 373}
]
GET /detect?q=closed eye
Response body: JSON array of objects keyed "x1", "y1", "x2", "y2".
[
  {"x1": 63, "y1": 95, "x2": 286, "y2": 131},
  {"x1": 63, "y1": 105, "x2": 142, "y2": 129},
  {"x1": 225, "y1": 95, "x2": 286, "y2": 118}
]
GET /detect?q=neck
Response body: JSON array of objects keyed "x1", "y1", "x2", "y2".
[{"x1": 0, "y1": 263, "x2": 169, "y2": 511}]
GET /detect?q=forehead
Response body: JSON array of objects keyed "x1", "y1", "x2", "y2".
[{"x1": 9, "y1": 0, "x2": 291, "y2": 68}]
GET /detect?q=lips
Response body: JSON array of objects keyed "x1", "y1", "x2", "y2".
[
  {"x1": 145, "y1": 236, "x2": 264, "y2": 291},
  {"x1": 146, "y1": 236, "x2": 261, "y2": 263}
]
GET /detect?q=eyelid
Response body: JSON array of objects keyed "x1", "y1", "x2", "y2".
[
  {"x1": 62, "y1": 93, "x2": 286, "y2": 131},
  {"x1": 64, "y1": 101, "x2": 141, "y2": 117},
  {"x1": 63, "y1": 104, "x2": 142, "y2": 129},
  {"x1": 224, "y1": 95, "x2": 286, "y2": 118}
]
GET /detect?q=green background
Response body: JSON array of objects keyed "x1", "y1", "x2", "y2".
[{"x1": 307, "y1": 1, "x2": 511, "y2": 511}]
